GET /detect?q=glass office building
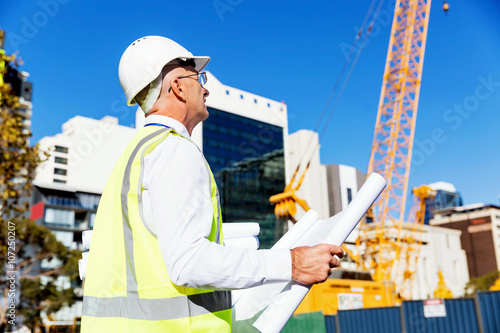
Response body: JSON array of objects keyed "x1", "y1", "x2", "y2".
[
  {"x1": 203, "y1": 107, "x2": 286, "y2": 248},
  {"x1": 424, "y1": 189, "x2": 463, "y2": 224}
]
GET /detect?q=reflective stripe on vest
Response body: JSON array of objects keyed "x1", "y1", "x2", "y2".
[
  {"x1": 83, "y1": 292, "x2": 231, "y2": 320},
  {"x1": 82, "y1": 126, "x2": 231, "y2": 332}
]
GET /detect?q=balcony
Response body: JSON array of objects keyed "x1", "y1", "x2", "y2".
[
  {"x1": 46, "y1": 196, "x2": 98, "y2": 210},
  {"x1": 43, "y1": 220, "x2": 89, "y2": 231}
]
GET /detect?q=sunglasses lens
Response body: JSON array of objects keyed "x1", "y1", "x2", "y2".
[{"x1": 199, "y1": 73, "x2": 207, "y2": 86}]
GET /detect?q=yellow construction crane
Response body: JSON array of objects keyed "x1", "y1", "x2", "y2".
[
  {"x1": 271, "y1": 0, "x2": 447, "y2": 302},
  {"x1": 354, "y1": 0, "x2": 434, "y2": 301},
  {"x1": 269, "y1": 162, "x2": 311, "y2": 223}
]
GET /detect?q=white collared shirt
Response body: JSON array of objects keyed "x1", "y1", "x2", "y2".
[{"x1": 141, "y1": 115, "x2": 291, "y2": 289}]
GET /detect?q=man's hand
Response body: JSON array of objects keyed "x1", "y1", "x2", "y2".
[{"x1": 290, "y1": 244, "x2": 344, "y2": 285}]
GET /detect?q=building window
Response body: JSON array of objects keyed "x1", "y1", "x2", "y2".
[
  {"x1": 45, "y1": 208, "x2": 75, "y2": 227},
  {"x1": 55, "y1": 145, "x2": 69, "y2": 153},
  {"x1": 254, "y1": 99, "x2": 257, "y2": 104},
  {"x1": 77, "y1": 192, "x2": 101, "y2": 210},
  {"x1": 53, "y1": 179, "x2": 66, "y2": 184},
  {"x1": 226, "y1": 90, "x2": 230, "y2": 95},
  {"x1": 267, "y1": 103, "x2": 271, "y2": 107},
  {"x1": 347, "y1": 188, "x2": 353, "y2": 204},
  {"x1": 55, "y1": 157, "x2": 68, "y2": 165},
  {"x1": 54, "y1": 168, "x2": 67, "y2": 176},
  {"x1": 240, "y1": 94, "x2": 244, "y2": 99}
]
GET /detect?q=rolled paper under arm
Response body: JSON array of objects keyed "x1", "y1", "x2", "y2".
[
  {"x1": 231, "y1": 209, "x2": 319, "y2": 314},
  {"x1": 223, "y1": 222, "x2": 260, "y2": 239},
  {"x1": 82, "y1": 230, "x2": 92, "y2": 250},
  {"x1": 224, "y1": 236, "x2": 260, "y2": 250}
]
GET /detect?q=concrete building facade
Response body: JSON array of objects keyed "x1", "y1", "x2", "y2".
[
  {"x1": 286, "y1": 130, "x2": 329, "y2": 220},
  {"x1": 325, "y1": 164, "x2": 366, "y2": 217},
  {"x1": 35, "y1": 115, "x2": 137, "y2": 193},
  {"x1": 325, "y1": 164, "x2": 366, "y2": 244},
  {"x1": 430, "y1": 204, "x2": 500, "y2": 278},
  {"x1": 412, "y1": 224, "x2": 469, "y2": 299},
  {"x1": 2, "y1": 64, "x2": 33, "y2": 138}
]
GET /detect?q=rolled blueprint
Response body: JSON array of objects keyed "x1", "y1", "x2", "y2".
[
  {"x1": 272, "y1": 210, "x2": 318, "y2": 249},
  {"x1": 231, "y1": 210, "x2": 319, "y2": 314},
  {"x1": 252, "y1": 173, "x2": 386, "y2": 333},
  {"x1": 223, "y1": 222, "x2": 260, "y2": 239},
  {"x1": 224, "y1": 236, "x2": 260, "y2": 250},
  {"x1": 78, "y1": 252, "x2": 90, "y2": 280},
  {"x1": 82, "y1": 230, "x2": 93, "y2": 250}
]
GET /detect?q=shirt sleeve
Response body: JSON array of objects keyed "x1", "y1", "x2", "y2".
[{"x1": 142, "y1": 134, "x2": 292, "y2": 290}]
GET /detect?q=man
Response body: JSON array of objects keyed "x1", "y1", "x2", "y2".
[{"x1": 82, "y1": 36, "x2": 343, "y2": 332}]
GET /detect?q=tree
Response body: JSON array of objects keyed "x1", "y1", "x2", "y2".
[
  {"x1": 0, "y1": 218, "x2": 82, "y2": 331},
  {"x1": 464, "y1": 270, "x2": 500, "y2": 296},
  {"x1": 1, "y1": 29, "x2": 80, "y2": 331},
  {"x1": 1, "y1": 30, "x2": 43, "y2": 218}
]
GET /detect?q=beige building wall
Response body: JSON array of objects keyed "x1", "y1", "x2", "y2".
[
  {"x1": 35, "y1": 115, "x2": 137, "y2": 193},
  {"x1": 286, "y1": 130, "x2": 329, "y2": 220}
]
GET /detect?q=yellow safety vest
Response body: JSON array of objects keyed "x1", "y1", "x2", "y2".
[{"x1": 82, "y1": 125, "x2": 231, "y2": 332}]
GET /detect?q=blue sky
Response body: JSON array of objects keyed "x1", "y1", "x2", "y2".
[{"x1": 1, "y1": 0, "x2": 499, "y2": 207}]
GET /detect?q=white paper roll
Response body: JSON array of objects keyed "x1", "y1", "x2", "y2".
[
  {"x1": 252, "y1": 173, "x2": 386, "y2": 333},
  {"x1": 223, "y1": 223, "x2": 260, "y2": 239},
  {"x1": 78, "y1": 257, "x2": 88, "y2": 280},
  {"x1": 82, "y1": 230, "x2": 93, "y2": 250},
  {"x1": 272, "y1": 209, "x2": 318, "y2": 249},
  {"x1": 231, "y1": 209, "x2": 320, "y2": 319},
  {"x1": 224, "y1": 236, "x2": 260, "y2": 250}
]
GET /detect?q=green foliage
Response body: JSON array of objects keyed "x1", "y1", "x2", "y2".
[
  {"x1": 19, "y1": 279, "x2": 76, "y2": 328},
  {"x1": 0, "y1": 41, "x2": 45, "y2": 219},
  {"x1": 0, "y1": 218, "x2": 82, "y2": 329},
  {"x1": 464, "y1": 270, "x2": 500, "y2": 296}
]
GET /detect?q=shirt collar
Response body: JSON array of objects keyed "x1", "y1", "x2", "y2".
[{"x1": 144, "y1": 115, "x2": 191, "y2": 139}]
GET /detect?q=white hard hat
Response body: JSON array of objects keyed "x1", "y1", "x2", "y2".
[{"x1": 118, "y1": 36, "x2": 210, "y2": 109}]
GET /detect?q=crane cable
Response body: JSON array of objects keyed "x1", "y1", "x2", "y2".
[{"x1": 291, "y1": 0, "x2": 387, "y2": 183}]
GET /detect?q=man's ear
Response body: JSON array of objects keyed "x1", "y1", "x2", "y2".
[{"x1": 169, "y1": 77, "x2": 187, "y2": 102}]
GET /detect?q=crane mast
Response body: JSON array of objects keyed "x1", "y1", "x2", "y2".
[{"x1": 356, "y1": 0, "x2": 432, "y2": 297}]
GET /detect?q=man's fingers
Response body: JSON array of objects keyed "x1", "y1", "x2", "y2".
[
  {"x1": 330, "y1": 255, "x2": 340, "y2": 268},
  {"x1": 291, "y1": 244, "x2": 345, "y2": 285},
  {"x1": 323, "y1": 244, "x2": 344, "y2": 258}
]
